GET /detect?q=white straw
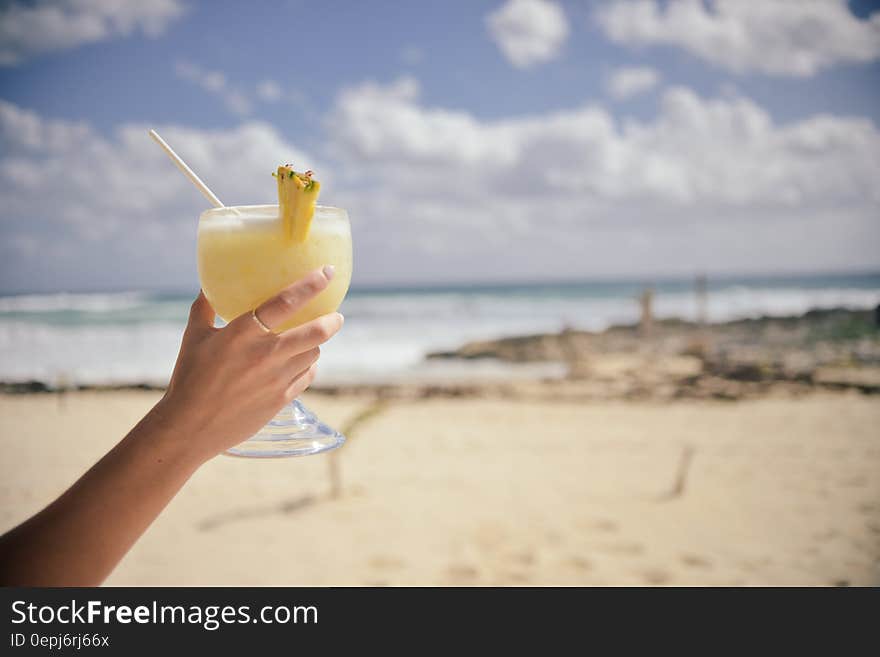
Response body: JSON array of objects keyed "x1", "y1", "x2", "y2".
[{"x1": 149, "y1": 129, "x2": 238, "y2": 213}]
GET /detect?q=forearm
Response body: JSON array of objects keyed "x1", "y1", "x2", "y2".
[
  {"x1": 0, "y1": 399, "x2": 205, "y2": 586},
  {"x1": 0, "y1": 273, "x2": 338, "y2": 586}
]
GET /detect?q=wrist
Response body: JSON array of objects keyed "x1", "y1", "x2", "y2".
[{"x1": 130, "y1": 396, "x2": 214, "y2": 472}]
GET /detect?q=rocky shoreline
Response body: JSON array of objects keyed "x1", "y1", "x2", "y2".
[
  {"x1": 424, "y1": 306, "x2": 880, "y2": 400},
  {"x1": 3, "y1": 307, "x2": 879, "y2": 402}
]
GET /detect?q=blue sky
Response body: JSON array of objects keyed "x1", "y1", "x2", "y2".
[{"x1": 1, "y1": 0, "x2": 879, "y2": 292}]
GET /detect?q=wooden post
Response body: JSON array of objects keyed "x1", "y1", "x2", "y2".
[
  {"x1": 660, "y1": 444, "x2": 695, "y2": 500},
  {"x1": 326, "y1": 399, "x2": 387, "y2": 500},
  {"x1": 328, "y1": 452, "x2": 342, "y2": 499},
  {"x1": 56, "y1": 372, "x2": 70, "y2": 412},
  {"x1": 695, "y1": 274, "x2": 708, "y2": 328},
  {"x1": 692, "y1": 274, "x2": 710, "y2": 359},
  {"x1": 560, "y1": 327, "x2": 589, "y2": 380},
  {"x1": 639, "y1": 287, "x2": 654, "y2": 339}
]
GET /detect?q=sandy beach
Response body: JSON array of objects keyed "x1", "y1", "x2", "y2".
[
  {"x1": 1, "y1": 388, "x2": 877, "y2": 586},
  {"x1": 3, "y1": 0, "x2": 880, "y2": 599}
]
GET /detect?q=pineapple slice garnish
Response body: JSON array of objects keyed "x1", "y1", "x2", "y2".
[{"x1": 274, "y1": 164, "x2": 320, "y2": 243}]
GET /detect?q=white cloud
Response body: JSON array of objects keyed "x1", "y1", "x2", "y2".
[
  {"x1": 327, "y1": 77, "x2": 513, "y2": 168},
  {"x1": 2, "y1": 79, "x2": 879, "y2": 290},
  {"x1": 595, "y1": 0, "x2": 880, "y2": 77},
  {"x1": 0, "y1": 99, "x2": 317, "y2": 290},
  {"x1": 257, "y1": 80, "x2": 283, "y2": 103},
  {"x1": 325, "y1": 77, "x2": 880, "y2": 281},
  {"x1": 487, "y1": 0, "x2": 569, "y2": 68},
  {"x1": 175, "y1": 61, "x2": 252, "y2": 116},
  {"x1": 607, "y1": 66, "x2": 661, "y2": 100},
  {"x1": 329, "y1": 77, "x2": 880, "y2": 207},
  {"x1": 0, "y1": 0, "x2": 186, "y2": 66}
]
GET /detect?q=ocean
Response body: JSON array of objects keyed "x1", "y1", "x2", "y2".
[{"x1": 1, "y1": 272, "x2": 878, "y2": 387}]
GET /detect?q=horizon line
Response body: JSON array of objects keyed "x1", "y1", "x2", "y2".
[{"x1": 1, "y1": 266, "x2": 879, "y2": 297}]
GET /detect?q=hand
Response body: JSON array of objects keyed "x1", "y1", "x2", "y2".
[
  {"x1": 153, "y1": 266, "x2": 344, "y2": 464},
  {"x1": 0, "y1": 266, "x2": 345, "y2": 585}
]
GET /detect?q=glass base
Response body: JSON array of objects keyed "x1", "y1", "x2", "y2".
[{"x1": 224, "y1": 399, "x2": 346, "y2": 458}]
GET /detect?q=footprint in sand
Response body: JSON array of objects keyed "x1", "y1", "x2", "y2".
[
  {"x1": 446, "y1": 564, "x2": 480, "y2": 584},
  {"x1": 472, "y1": 523, "x2": 508, "y2": 551},
  {"x1": 348, "y1": 484, "x2": 367, "y2": 497},
  {"x1": 593, "y1": 519, "x2": 618, "y2": 533},
  {"x1": 566, "y1": 556, "x2": 593, "y2": 572},
  {"x1": 841, "y1": 475, "x2": 868, "y2": 488},
  {"x1": 508, "y1": 549, "x2": 536, "y2": 567},
  {"x1": 576, "y1": 518, "x2": 618, "y2": 533},
  {"x1": 738, "y1": 556, "x2": 773, "y2": 573},
  {"x1": 850, "y1": 537, "x2": 874, "y2": 555},
  {"x1": 504, "y1": 571, "x2": 532, "y2": 584},
  {"x1": 813, "y1": 528, "x2": 839, "y2": 542},
  {"x1": 368, "y1": 555, "x2": 406, "y2": 571},
  {"x1": 680, "y1": 553, "x2": 712, "y2": 569},
  {"x1": 603, "y1": 541, "x2": 645, "y2": 556},
  {"x1": 640, "y1": 568, "x2": 671, "y2": 585}
]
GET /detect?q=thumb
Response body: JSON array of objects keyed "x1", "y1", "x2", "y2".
[{"x1": 185, "y1": 291, "x2": 215, "y2": 337}]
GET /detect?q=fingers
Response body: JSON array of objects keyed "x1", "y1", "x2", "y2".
[
  {"x1": 268, "y1": 348, "x2": 319, "y2": 405},
  {"x1": 285, "y1": 363, "x2": 318, "y2": 401},
  {"x1": 185, "y1": 291, "x2": 215, "y2": 339},
  {"x1": 283, "y1": 347, "x2": 320, "y2": 379},
  {"x1": 278, "y1": 312, "x2": 344, "y2": 354},
  {"x1": 249, "y1": 266, "x2": 335, "y2": 333}
]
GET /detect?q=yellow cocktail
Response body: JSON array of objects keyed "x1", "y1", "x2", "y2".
[
  {"x1": 196, "y1": 203, "x2": 353, "y2": 458},
  {"x1": 198, "y1": 204, "x2": 352, "y2": 330}
]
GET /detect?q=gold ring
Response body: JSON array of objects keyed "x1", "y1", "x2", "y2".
[{"x1": 251, "y1": 309, "x2": 272, "y2": 333}]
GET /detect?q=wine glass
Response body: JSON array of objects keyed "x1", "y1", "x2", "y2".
[{"x1": 197, "y1": 204, "x2": 352, "y2": 457}]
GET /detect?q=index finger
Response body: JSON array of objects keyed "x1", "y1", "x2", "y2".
[{"x1": 247, "y1": 265, "x2": 335, "y2": 333}]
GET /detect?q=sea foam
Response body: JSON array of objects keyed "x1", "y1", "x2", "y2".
[{"x1": 1, "y1": 274, "x2": 878, "y2": 386}]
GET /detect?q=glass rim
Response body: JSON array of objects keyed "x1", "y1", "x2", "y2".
[{"x1": 199, "y1": 204, "x2": 347, "y2": 220}]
